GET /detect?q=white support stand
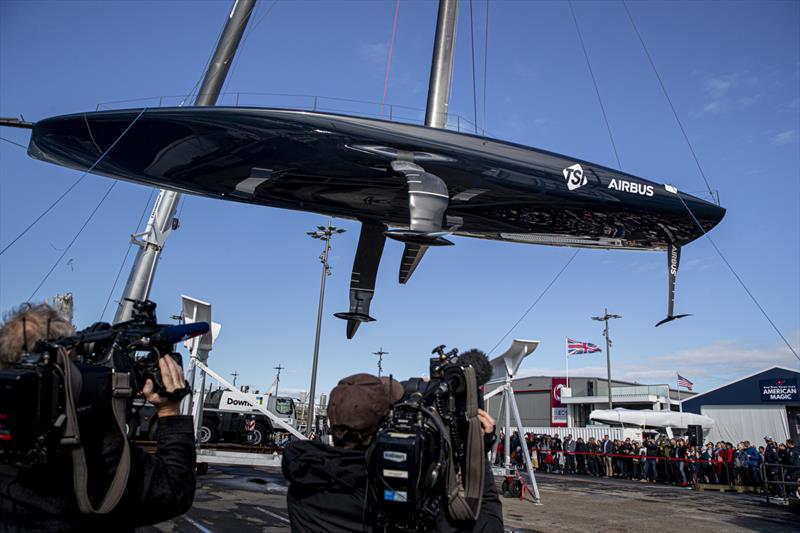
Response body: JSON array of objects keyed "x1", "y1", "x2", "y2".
[
  {"x1": 484, "y1": 339, "x2": 541, "y2": 504},
  {"x1": 178, "y1": 295, "x2": 307, "y2": 442}
]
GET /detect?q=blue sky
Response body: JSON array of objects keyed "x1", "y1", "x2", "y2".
[{"x1": 1, "y1": 0, "x2": 798, "y2": 399}]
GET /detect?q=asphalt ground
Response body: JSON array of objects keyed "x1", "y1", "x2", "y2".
[{"x1": 139, "y1": 466, "x2": 799, "y2": 533}]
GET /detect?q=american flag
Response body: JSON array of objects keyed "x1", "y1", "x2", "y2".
[
  {"x1": 567, "y1": 338, "x2": 602, "y2": 356},
  {"x1": 677, "y1": 374, "x2": 693, "y2": 391}
]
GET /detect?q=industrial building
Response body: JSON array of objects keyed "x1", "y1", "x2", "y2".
[
  {"x1": 681, "y1": 365, "x2": 800, "y2": 445},
  {"x1": 485, "y1": 372, "x2": 691, "y2": 428}
]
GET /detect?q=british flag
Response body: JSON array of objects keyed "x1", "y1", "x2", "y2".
[
  {"x1": 677, "y1": 374, "x2": 694, "y2": 391},
  {"x1": 567, "y1": 338, "x2": 602, "y2": 356}
]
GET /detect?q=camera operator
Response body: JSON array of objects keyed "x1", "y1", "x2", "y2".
[
  {"x1": 0, "y1": 303, "x2": 196, "y2": 532},
  {"x1": 282, "y1": 373, "x2": 404, "y2": 532},
  {"x1": 282, "y1": 349, "x2": 503, "y2": 533}
]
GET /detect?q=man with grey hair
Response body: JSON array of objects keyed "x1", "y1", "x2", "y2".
[
  {"x1": 0, "y1": 303, "x2": 75, "y2": 369},
  {"x1": 0, "y1": 302, "x2": 197, "y2": 531}
]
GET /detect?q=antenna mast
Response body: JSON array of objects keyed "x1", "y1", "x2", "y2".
[
  {"x1": 113, "y1": 0, "x2": 257, "y2": 323},
  {"x1": 273, "y1": 364, "x2": 284, "y2": 397},
  {"x1": 372, "y1": 347, "x2": 389, "y2": 376}
]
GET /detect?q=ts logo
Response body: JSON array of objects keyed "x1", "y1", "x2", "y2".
[
  {"x1": 563, "y1": 163, "x2": 587, "y2": 191},
  {"x1": 553, "y1": 384, "x2": 565, "y2": 402}
]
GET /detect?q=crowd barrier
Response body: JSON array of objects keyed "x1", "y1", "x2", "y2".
[
  {"x1": 761, "y1": 463, "x2": 800, "y2": 503},
  {"x1": 493, "y1": 447, "x2": 800, "y2": 496}
]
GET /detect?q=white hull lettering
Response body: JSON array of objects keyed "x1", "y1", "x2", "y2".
[{"x1": 608, "y1": 178, "x2": 654, "y2": 197}]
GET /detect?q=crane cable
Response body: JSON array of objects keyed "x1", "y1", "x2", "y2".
[
  {"x1": 568, "y1": 0, "x2": 622, "y2": 170},
  {"x1": 487, "y1": 250, "x2": 581, "y2": 356},
  {"x1": 621, "y1": 0, "x2": 717, "y2": 204},
  {"x1": 1, "y1": 109, "x2": 147, "y2": 257},
  {"x1": 381, "y1": 0, "x2": 402, "y2": 115},
  {"x1": 678, "y1": 197, "x2": 799, "y2": 361},
  {"x1": 100, "y1": 187, "x2": 157, "y2": 320}
]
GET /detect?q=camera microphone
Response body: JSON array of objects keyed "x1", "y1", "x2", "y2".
[
  {"x1": 150, "y1": 322, "x2": 209, "y2": 346},
  {"x1": 458, "y1": 349, "x2": 492, "y2": 386}
]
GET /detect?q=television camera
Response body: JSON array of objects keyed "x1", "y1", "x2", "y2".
[
  {"x1": 367, "y1": 344, "x2": 486, "y2": 531},
  {"x1": 0, "y1": 299, "x2": 207, "y2": 467}
]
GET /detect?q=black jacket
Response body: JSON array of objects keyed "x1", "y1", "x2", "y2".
[
  {"x1": 282, "y1": 440, "x2": 503, "y2": 533},
  {"x1": 0, "y1": 414, "x2": 196, "y2": 532}
]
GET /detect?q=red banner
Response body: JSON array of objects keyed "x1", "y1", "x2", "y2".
[{"x1": 551, "y1": 377, "x2": 567, "y2": 427}]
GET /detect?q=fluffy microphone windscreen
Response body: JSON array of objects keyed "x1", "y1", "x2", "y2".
[{"x1": 459, "y1": 348, "x2": 492, "y2": 386}]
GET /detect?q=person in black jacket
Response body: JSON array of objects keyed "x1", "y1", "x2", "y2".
[
  {"x1": 282, "y1": 372, "x2": 504, "y2": 533},
  {"x1": 0, "y1": 302, "x2": 196, "y2": 532}
]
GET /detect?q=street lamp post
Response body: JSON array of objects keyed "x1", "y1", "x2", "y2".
[
  {"x1": 306, "y1": 223, "x2": 345, "y2": 434},
  {"x1": 591, "y1": 308, "x2": 622, "y2": 409}
]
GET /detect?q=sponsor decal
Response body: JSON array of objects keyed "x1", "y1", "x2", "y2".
[
  {"x1": 382, "y1": 469, "x2": 409, "y2": 479},
  {"x1": 664, "y1": 184, "x2": 678, "y2": 194},
  {"x1": 551, "y1": 378, "x2": 567, "y2": 427},
  {"x1": 608, "y1": 178, "x2": 654, "y2": 197},
  {"x1": 760, "y1": 378, "x2": 798, "y2": 402},
  {"x1": 383, "y1": 451, "x2": 408, "y2": 463},
  {"x1": 552, "y1": 407, "x2": 568, "y2": 425},
  {"x1": 384, "y1": 490, "x2": 408, "y2": 502},
  {"x1": 227, "y1": 397, "x2": 253, "y2": 407},
  {"x1": 562, "y1": 163, "x2": 587, "y2": 191},
  {"x1": 245, "y1": 419, "x2": 256, "y2": 432},
  {"x1": 669, "y1": 247, "x2": 679, "y2": 276}
]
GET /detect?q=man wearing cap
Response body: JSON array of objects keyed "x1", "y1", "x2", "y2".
[
  {"x1": 281, "y1": 372, "x2": 503, "y2": 532},
  {"x1": 281, "y1": 373, "x2": 404, "y2": 532}
]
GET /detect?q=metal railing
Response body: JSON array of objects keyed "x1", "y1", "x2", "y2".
[
  {"x1": 94, "y1": 92, "x2": 486, "y2": 135},
  {"x1": 761, "y1": 462, "x2": 800, "y2": 504}
]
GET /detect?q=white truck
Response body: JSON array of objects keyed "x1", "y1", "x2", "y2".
[{"x1": 132, "y1": 389, "x2": 298, "y2": 446}]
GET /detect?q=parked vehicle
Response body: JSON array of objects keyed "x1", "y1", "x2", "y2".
[{"x1": 131, "y1": 389, "x2": 298, "y2": 446}]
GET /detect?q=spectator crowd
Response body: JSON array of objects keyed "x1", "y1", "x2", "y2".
[{"x1": 494, "y1": 431, "x2": 800, "y2": 498}]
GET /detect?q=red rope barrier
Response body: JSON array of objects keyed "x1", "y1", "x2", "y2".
[{"x1": 513, "y1": 449, "x2": 727, "y2": 464}]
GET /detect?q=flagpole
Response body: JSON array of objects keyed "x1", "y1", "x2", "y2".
[
  {"x1": 677, "y1": 372, "x2": 682, "y2": 412},
  {"x1": 566, "y1": 337, "x2": 569, "y2": 389}
]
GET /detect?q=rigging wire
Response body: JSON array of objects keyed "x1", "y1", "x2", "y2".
[
  {"x1": 220, "y1": 0, "x2": 281, "y2": 103},
  {"x1": 621, "y1": 0, "x2": 717, "y2": 204},
  {"x1": 28, "y1": 181, "x2": 118, "y2": 302},
  {"x1": 677, "y1": 196, "x2": 799, "y2": 361},
  {"x1": 0, "y1": 108, "x2": 147, "y2": 257},
  {"x1": 469, "y1": 0, "x2": 478, "y2": 133},
  {"x1": 487, "y1": 250, "x2": 581, "y2": 356},
  {"x1": 0, "y1": 136, "x2": 27, "y2": 150},
  {"x1": 568, "y1": 0, "x2": 622, "y2": 170},
  {"x1": 381, "y1": 0, "x2": 402, "y2": 115},
  {"x1": 100, "y1": 187, "x2": 157, "y2": 321},
  {"x1": 481, "y1": 0, "x2": 490, "y2": 135},
  {"x1": 180, "y1": 20, "x2": 226, "y2": 106}
]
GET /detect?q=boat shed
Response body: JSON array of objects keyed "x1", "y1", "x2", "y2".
[{"x1": 681, "y1": 366, "x2": 800, "y2": 445}]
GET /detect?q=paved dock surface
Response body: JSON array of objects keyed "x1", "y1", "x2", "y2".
[{"x1": 139, "y1": 466, "x2": 798, "y2": 533}]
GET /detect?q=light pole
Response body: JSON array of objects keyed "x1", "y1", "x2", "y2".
[
  {"x1": 372, "y1": 347, "x2": 389, "y2": 376},
  {"x1": 591, "y1": 308, "x2": 622, "y2": 409},
  {"x1": 306, "y1": 223, "x2": 346, "y2": 434}
]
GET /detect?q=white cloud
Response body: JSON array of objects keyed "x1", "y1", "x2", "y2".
[
  {"x1": 701, "y1": 72, "x2": 760, "y2": 115},
  {"x1": 702, "y1": 101, "x2": 723, "y2": 114},
  {"x1": 515, "y1": 332, "x2": 800, "y2": 386},
  {"x1": 357, "y1": 42, "x2": 387, "y2": 65},
  {"x1": 771, "y1": 129, "x2": 798, "y2": 145}
]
